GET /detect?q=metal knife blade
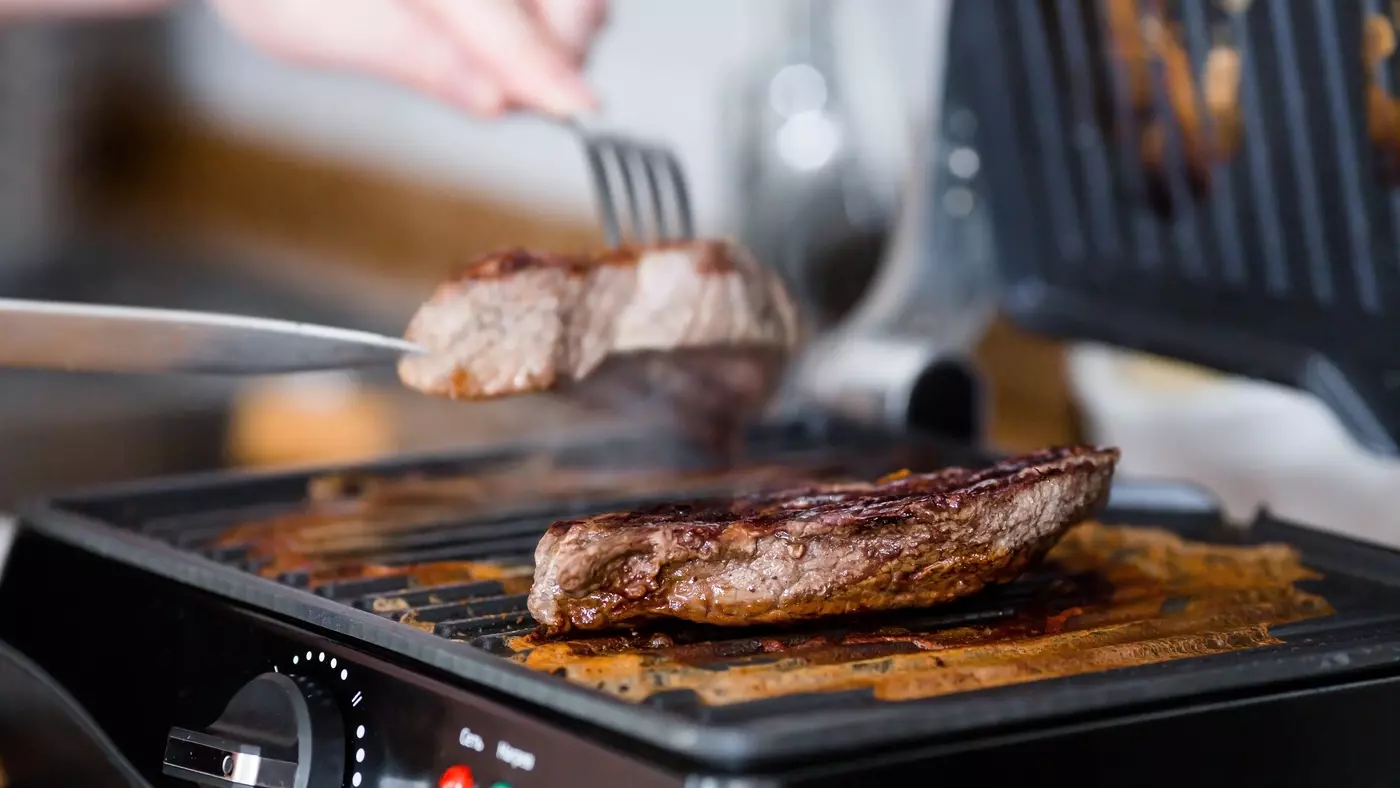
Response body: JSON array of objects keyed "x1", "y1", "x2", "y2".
[{"x1": 0, "y1": 298, "x2": 425, "y2": 375}]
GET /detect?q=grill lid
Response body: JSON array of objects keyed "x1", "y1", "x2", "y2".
[{"x1": 958, "y1": 0, "x2": 1400, "y2": 455}]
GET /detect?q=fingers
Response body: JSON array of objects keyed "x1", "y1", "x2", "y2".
[
  {"x1": 412, "y1": 0, "x2": 597, "y2": 116},
  {"x1": 208, "y1": 0, "x2": 506, "y2": 116},
  {"x1": 529, "y1": 0, "x2": 608, "y2": 64},
  {"x1": 442, "y1": 72, "x2": 509, "y2": 118},
  {"x1": 206, "y1": 0, "x2": 603, "y2": 118}
]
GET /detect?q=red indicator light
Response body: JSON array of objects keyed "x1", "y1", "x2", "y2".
[{"x1": 440, "y1": 764, "x2": 474, "y2": 788}]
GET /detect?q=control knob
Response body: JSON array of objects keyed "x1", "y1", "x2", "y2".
[{"x1": 163, "y1": 672, "x2": 344, "y2": 788}]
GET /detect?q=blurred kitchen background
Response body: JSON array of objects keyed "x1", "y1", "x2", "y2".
[{"x1": 0, "y1": 0, "x2": 1394, "y2": 547}]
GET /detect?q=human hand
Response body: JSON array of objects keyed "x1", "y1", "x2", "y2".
[
  {"x1": 207, "y1": 0, "x2": 605, "y2": 117},
  {"x1": 1, "y1": 0, "x2": 606, "y2": 118}
]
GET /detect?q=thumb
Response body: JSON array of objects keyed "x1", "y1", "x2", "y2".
[
  {"x1": 414, "y1": 0, "x2": 596, "y2": 116},
  {"x1": 530, "y1": 0, "x2": 607, "y2": 64}
]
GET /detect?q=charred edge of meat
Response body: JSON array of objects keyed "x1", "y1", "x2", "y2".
[
  {"x1": 447, "y1": 240, "x2": 740, "y2": 283},
  {"x1": 546, "y1": 445, "x2": 1117, "y2": 537},
  {"x1": 448, "y1": 248, "x2": 595, "y2": 280},
  {"x1": 399, "y1": 239, "x2": 798, "y2": 406}
]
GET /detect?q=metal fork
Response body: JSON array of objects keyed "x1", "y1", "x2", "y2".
[{"x1": 567, "y1": 120, "x2": 695, "y2": 247}]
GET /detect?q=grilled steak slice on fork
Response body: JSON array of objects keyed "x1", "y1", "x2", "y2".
[{"x1": 397, "y1": 240, "x2": 800, "y2": 446}]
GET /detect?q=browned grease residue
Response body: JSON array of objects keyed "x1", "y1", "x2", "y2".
[
  {"x1": 355, "y1": 560, "x2": 533, "y2": 587},
  {"x1": 507, "y1": 522, "x2": 1332, "y2": 705},
  {"x1": 215, "y1": 449, "x2": 941, "y2": 587}
]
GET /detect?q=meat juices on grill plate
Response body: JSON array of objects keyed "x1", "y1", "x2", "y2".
[
  {"x1": 528, "y1": 446, "x2": 1120, "y2": 635},
  {"x1": 397, "y1": 240, "x2": 801, "y2": 449}
]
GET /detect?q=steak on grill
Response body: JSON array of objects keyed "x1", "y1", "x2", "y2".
[
  {"x1": 397, "y1": 240, "x2": 800, "y2": 444},
  {"x1": 528, "y1": 445, "x2": 1120, "y2": 635}
]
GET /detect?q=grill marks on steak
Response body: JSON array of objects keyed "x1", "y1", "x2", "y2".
[
  {"x1": 528, "y1": 446, "x2": 1121, "y2": 635},
  {"x1": 396, "y1": 241, "x2": 800, "y2": 442}
]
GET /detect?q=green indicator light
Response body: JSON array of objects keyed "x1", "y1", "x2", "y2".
[{"x1": 489, "y1": 783, "x2": 512, "y2": 788}]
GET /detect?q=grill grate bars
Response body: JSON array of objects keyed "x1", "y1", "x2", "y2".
[
  {"x1": 128, "y1": 420, "x2": 974, "y2": 649},
  {"x1": 1054, "y1": 0, "x2": 1124, "y2": 264},
  {"x1": 974, "y1": 0, "x2": 1400, "y2": 453},
  {"x1": 1229, "y1": 3, "x2": 1290, "y2": 296},
  {"x1": 1007, "y1": 0, "x2": 1396, "y2": 303}
]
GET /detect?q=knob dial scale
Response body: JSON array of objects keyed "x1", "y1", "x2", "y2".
[{"x1": 163, "y1": 671, "x2": 345, "y2": 788}]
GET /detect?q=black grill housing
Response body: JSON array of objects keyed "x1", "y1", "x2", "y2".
[
  {"x1": 20, "y1": 418, "x2": 1400, "y2": 769},
  {"x1": 958, "y1": 0, "x2": 1400, "y2": 454}
]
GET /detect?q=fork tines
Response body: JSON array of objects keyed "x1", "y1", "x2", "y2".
[{"x1": 571, "y1": 123, "x2": 694, "y2": 248}]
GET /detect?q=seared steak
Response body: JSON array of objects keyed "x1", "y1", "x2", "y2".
[
  {"x1": 528, "y1": 446, "x2": 1120, "y2": 634},
  {"x1": 397, "y1": 241, "x2": 800, "y2": 441}
]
